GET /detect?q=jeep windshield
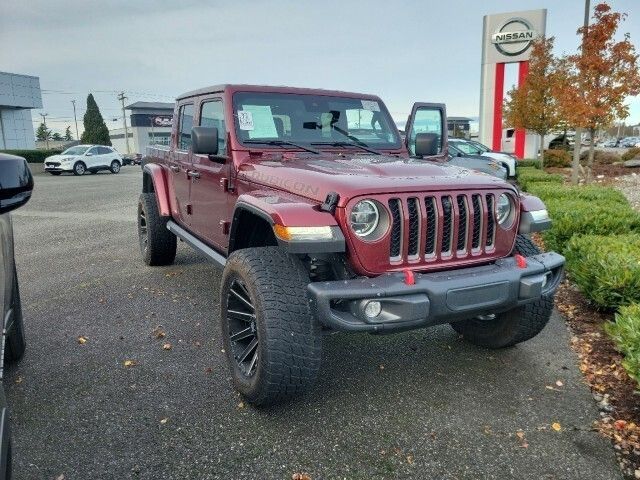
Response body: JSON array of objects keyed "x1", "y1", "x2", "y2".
[{"x1": 232, "y1": 91, "x2": 402, "y2": 151}]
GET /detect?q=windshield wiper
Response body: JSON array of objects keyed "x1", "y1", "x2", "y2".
[
  {"x1": 243, "y1": 140, "x2": 320, "y2": 155},
  {"x1": 311, "y1": 141, "x2": 381, "y2": 155}
]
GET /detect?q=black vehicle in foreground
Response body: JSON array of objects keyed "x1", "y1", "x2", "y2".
[{"x1": 0, "y1": 153, "x2": 34, "y2": 479}]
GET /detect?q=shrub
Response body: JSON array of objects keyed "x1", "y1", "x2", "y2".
[
  {"x1": 542, "y1": 199, "x2": 640, "y2": 253},
  {"x1": 605, "y1": 303, "x2": 640, "y2": 388},
  {"x1": 517, "y1": 168, "x2": 564, "y2": 191},
  {"x1": 579, "y1": 149, "x2": 621, "y2": 165},
  {"x1": 526, "y1": 183, "x2": 628, "y2": 205},
  {"x1": 622, "y1": 147, "x2": 640, "y2": 162},
  {"x1": 518, "y1": 159, "x2": 541, "y2": 169},
  {"x1": 0, "y1": 149, "x2": 62, "y2": 163},
  {"x1": 565, "y1": 234, "x2": 640, "y2": 309},
  {"x1": 544, "y1": 149, "x2": 572, "y2": 167}
]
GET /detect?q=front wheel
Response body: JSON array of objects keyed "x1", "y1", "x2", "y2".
[
  {"x1": 450, "y1": 235, "x2": 554, "y2": 348},
  {"x1": 73, "y1": 162, "x2": 86, "y2": 176},
  {"x1": 110, "y1": 160, "x2": 121, "y2": 174},
  {"x1": 220, "y1": 247, "x2": 322, "y2": 406}
]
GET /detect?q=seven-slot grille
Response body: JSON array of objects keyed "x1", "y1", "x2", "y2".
[{"x1": 388, "y1": 193, "x2": 497, "y2": 262}]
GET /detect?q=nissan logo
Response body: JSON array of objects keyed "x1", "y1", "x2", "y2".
[{"x1": 491, "y1": 18, "x2": 536, "y2": 56}]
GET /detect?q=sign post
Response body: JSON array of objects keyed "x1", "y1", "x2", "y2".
[{"x1": 479, "y1": 9, "x2": 547, "y2": 159}]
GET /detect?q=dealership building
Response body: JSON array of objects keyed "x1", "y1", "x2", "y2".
[
  {"x1": 109, "y1": 101, "x2": 174, "y2": 155},
  {"x1": 0, "y1": 71, "x2": 42, "y2": 150}
]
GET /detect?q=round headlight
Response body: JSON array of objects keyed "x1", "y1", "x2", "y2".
[
  {"x1": 496, "y1": 193, "x2": 514, "y2": 227},
  {"x1": 350, "y1": 200, "x2": 379, "y2": 237}
]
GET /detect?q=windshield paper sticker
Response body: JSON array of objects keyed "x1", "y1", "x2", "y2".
[
  {"x1": 361, "y1": 100, "x2": 380, "y2": 112},
  {"x1": 238, "y1": 111, "x2": 254, "y2": 130},
  {"x1": 241, "y1": 105, "x2": 278, "y2": 139}
]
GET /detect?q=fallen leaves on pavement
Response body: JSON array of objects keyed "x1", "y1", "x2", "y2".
[
  {"x1": 77, "y1": 336, "x2": 88, "y2": 345},
  {"x1": 551, "y1": 422, "x2": 562, "y2": 432},
  {"x1": 160, "y1": 417, "x2": 169, "y2": 424},
  {"x1": 162, "y1": 343, "x2": 172, "y2": 351},
  {"x1": 152, "y1": 326, "x2": 166, "y2": 339},
  {"x1": 291, "y1": 474, "x2": 311, "y2": 480},
  {"x1": 123, "y1": 360, "x2": 137, "y2": 368}
]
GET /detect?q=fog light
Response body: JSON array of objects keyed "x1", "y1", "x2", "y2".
[{"x1": 364, "y1": 301, "x2": 382, "y2": 318}]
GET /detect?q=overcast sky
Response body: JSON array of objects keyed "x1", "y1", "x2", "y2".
[{"x1": 1, "y1": 0, "x2": 639, "y2": 135}]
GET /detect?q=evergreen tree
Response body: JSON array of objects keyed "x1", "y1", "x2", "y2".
[
  {"x1": 52, "y1": 132, "x2": 63, "y2": 141},
  {"x1": 80, "y1": 93, "x2": 111, "y2": 145},
  {"x1": 35, "y1": 122, "x2": 51, "y2": 141},
  {"x1": 64, "y1": 126, "x2": 73, "y2": 141}
]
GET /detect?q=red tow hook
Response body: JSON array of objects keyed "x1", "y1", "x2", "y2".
[
  {"x1": 515, "y1": 254, "x2": 527, "y2": 269},
  {"x1": 403, "y1": 269, "x2": 415, "y2": 285}
]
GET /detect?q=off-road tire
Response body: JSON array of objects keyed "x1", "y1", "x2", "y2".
[
  {"x1": 6, "y1": 266, "x2": 25, "y2": 363},
  {"x1": 137, "y1": 193, "x2": 176, "y2": 266},
  {"x1": 110, "y1": 160, "x2": 121, "y2": 174},
  {"x1": 72, "y1": 161, "x2": 86, "y2": 176},
  {"x1": 220, "y1": 247, "x2": 322, "y2": 406},
  {"x1": 450, "y1": 235, "x2": 554, "y2": 348}
]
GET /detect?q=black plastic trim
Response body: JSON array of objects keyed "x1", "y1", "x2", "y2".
[{"x1": 166, "y1": 220, "x2": 227, "y2": 267}]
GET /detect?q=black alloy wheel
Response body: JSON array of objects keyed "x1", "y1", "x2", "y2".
[{"x1": 225, "y1": 278, "x2": 259, "y2": 377}]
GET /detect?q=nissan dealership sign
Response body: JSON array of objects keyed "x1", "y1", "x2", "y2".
[
  {"x1": 491, "y1": 18, "x2": 537, "y2": 56},
  {"x1": 482, "y1": 9, "x2": 546, "y2": 64}
]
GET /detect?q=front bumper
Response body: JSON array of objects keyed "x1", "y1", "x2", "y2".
[
  {"x1": 308, "y1": 252, "x2": 565, "y2": 333},
  {"x1": 44, "y1": 164, "x2": 72, "y2": 172}
]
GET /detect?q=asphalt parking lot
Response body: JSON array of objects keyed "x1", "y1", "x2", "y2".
[{"x1": 6, "y1": 165, "x2": 621, "y2": 479}]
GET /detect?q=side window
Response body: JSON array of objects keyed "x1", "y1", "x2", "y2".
[
  {"x1": 408, "y1": 108, "x2": 443, "y2": 156},
  {"x1": 200, "y1": 100, "x2": 226, "y2": 155},
  {"x1": 98, "y1": 146, "x2": 110, "y2": 155},
  {"x1": 177, "y1": 104, "x2": 194, "y2": 151},
  {"x1": 87, "y1": 147, "x2": 99, "y2": 155}
]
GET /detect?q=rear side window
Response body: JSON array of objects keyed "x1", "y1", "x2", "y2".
[
  {"x1": 177, "y1": 104, "x2": 194, "y2": 150},
  {"x1": 97, "y1": 146, "x2": 111, "y2": 154},
  {"x1": 200, "y1": 100, "x2": 227, "y2": 155}
]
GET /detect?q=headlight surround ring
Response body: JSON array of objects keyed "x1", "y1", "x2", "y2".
[
  {"x1": 496, "y1": 193, "x2": 516, "y2": 228},
  {"x1": 350, "y1": 200, "x2": 380, "y2": 237}
]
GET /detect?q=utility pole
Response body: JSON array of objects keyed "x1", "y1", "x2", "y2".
[
  {"x1": 71, "y1": 99, "x2": 79, "y2": 141},
  {"x1": 117, "y1": 91, "x2": 131, "y2": 154},
  {"x1": 39, "y1": 112, "x2": 49, "y2": 149},
  {"x1": 572, "y1": 0, "x2": 591, "y2": 184}
]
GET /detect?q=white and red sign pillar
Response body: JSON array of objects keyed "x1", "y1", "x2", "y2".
[{"x1": 479, "y1": 10, "x2": 546, "y2": 159}]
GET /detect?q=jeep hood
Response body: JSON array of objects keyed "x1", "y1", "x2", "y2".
[{"x1": 238, "y1": 153, "x2": 512, "y2": 206}]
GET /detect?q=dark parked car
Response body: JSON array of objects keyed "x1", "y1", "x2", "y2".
[
  {"x1": 447, "y1": 144, "x2": 508, "y2": 180},
  {"x1": 0, "y1": 153, "x2": 34, "y2": 479}
]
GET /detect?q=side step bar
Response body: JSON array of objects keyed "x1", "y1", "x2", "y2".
[{"x1": 166, "y1": 220, "x2": 226, "y2": 267}]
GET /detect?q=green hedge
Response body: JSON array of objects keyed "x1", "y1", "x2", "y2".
[
  {"x1": 517, "y1": 168, "x2": 564, "y2": 191},
  {"x1": 0, "y1": 149, "x2": 62, "y2": 163},
  {"x1": 526, "y1": 183, "x2": 629, "y2": 205},
  {"x1": 622, "y1": 147, "x2": 640, "y2": 162},
  {"x1": 542, "y1": 199, "x2": 640, "y2": 253},
  {"x1": 565, "y1": 234, "x2": 640, "y2": 309},
  {"x1": 605, "y1": 303, "x2": 640, "y2": 388},
  {"x1": 518, "y1": 159, "x2": 541, "y2": 169},
  {"x1": 544, "y1": 149, "x2": 572, "y2": 167}
]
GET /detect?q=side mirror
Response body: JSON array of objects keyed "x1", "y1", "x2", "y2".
[
  {"x1": 86, "y1": 152, "x2": 93, "y2": 156},
  {"x1": 192, "y1": 126, "x2": 219, "y2": 156},
  {"x1": 415, "y1": 133, "x2": 440, "y2": 157},
  {"x1": 0, "y1": 154, "x2": 34, "y2": 214}
]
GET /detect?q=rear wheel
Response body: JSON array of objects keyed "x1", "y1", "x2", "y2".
[
  {"x1": 450, "y1": 235, "x2": 554, "y2": 348},
  {"x1": 220, "y1": 247, "x2": 322, "y2": 406},
  {"x1": 6, "y1": 266, "x2": 25, "y2": 363},
  {"x1": 110, "y1": 160, "x2": 121, "y2": 174},
  {"x1": 73, "y1": 162, "x2": 86, "y2": 176},
  {"x1": 137, "y1": 193, "x2": 176, "y2": 266}
]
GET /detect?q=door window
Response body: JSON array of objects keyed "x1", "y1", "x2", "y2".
[
  {"x1": 200, "y1": 100, "x2": 226, "y2": 155},
  {"x1": 408, "y1": 108, "x2": 443, "y2": 156},
  {"x1": 86, "y1": 147, "x2": 100, "y2": 156},
  {"x1": 177, "y1": 104, "x2": 195, "y2": 151}
]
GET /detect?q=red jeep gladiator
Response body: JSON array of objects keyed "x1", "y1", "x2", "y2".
[{"x1": 138, "y1": 84, "x2": 564, "y2": 405}]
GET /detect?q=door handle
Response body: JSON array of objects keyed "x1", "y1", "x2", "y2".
[
  {"x1": 187, "y1": 170, "x2": 201, "y2": 179},
  {"x1": 169, "y1": 165, "x2": 180, "y2": 173}
]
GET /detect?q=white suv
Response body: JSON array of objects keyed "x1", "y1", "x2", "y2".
[{"x1": 44, "y1": 145, "x2": 124, "y2": 176}]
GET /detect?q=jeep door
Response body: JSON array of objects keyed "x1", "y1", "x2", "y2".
[
  {"x1": 169, "y1": 103, "x2": 195, "y2": 226},
  {"x1": 189, "y1": 97, "x2": 231, "y2": 249},
  {"x1": 405, "y1": 103, "x2": 447, "y2": 160}
]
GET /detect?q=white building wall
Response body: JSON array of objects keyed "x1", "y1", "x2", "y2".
[{"x1": 0, "y1": 108, "x2": 36, "y2": 149}]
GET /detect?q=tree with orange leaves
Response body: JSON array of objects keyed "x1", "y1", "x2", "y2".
[
  {"x1": 559, "y1": 2, "x2": 640, "y2": 182},
  {"x1": 504, "y1": 37, "x2": 565, "y2": 167}
]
